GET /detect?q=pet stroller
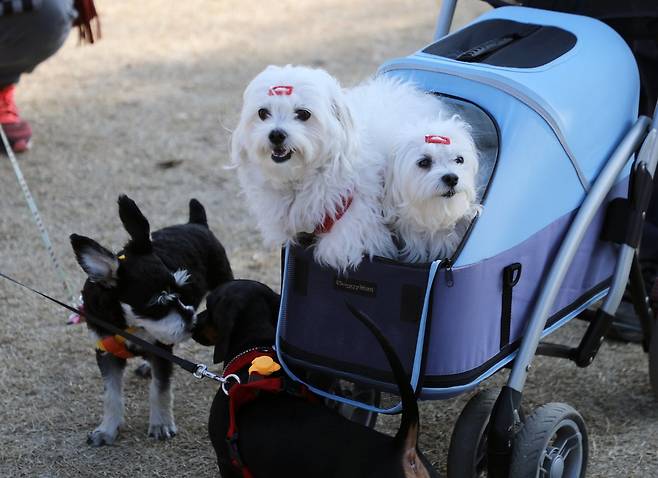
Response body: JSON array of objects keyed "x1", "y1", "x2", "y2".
[{"x1": 275, "y1": 1, "x2": 658, "y2": 476}]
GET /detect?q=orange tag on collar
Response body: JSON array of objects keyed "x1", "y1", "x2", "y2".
[
  {"x1": 248, "y1": 356, "x2": 281, "y2": 376},
  {"x1": 268, "y1": 85, "x2": 294, "y2": 96}
]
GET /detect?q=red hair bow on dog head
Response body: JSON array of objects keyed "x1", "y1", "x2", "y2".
[
  {"x1": 268, "y1": 85, "x2": 294, "y2": 96},
  {"x1": 425, "y1": 135, "x2": 451, "y2": 145}
]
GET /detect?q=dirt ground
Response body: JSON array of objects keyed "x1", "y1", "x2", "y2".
[{"x1": 1, "y1": 0, "x2": 657, "y2": 476}]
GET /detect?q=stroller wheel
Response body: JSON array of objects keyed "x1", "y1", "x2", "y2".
[
  {"x1": 510, "y1": 402, "x2": 588, "y2": 478},
  {"x1": 447, "y1": 388, "x2": 498, "y2": 477}
]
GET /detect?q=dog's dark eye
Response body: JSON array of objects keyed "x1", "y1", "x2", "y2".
[
  {"x1": 295, "y1": 109, "x2": 311, "y2": 122},
  {"x1": 455, "y1": 156, "x2": 464, "y2": 164},
  {"x1": 258, "y1": 108, "x2": 270, "y2": 121},
  {"x1": 417, "y1": 155, "x2": 433, "y2": 169}
]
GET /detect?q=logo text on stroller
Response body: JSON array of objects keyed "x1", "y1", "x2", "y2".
[{"x1": 333, "y1": 277, "x2": 377, "y2": 297}]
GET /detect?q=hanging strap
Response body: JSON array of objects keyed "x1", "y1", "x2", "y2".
[{"x1": 500, "y1": 263, "x2": 522, "y2": 349}]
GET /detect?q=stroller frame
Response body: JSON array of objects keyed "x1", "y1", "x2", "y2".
[
  {"x1": 433, "y1": 1, "x2": 658, "y2": 476},
  {"x1": 274, "y1": 2, "x2": 658, "y2": 475}
]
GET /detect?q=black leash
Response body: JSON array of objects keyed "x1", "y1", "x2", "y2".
[{"x1": 0, "y1": 271, "x2": 239, "y2": 390}]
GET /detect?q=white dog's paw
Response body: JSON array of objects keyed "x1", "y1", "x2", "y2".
[
  {"x1": 314, "y1": 235, "x2": 362, "y2": 272},
  {"x1": 87, "y1": 427, "x2": 119, "y2": 447},
  {"x1": 148, "y1": 422, "x2": 177, "y2": 441}
]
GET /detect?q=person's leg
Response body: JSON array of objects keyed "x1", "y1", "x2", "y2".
[{"x1": 0, "y1": 0, "x2": 76, "y2": 152}]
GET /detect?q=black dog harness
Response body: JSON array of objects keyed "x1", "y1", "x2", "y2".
[{"x1": 223, "y1": 347, "x2": 316, "y2": 478}]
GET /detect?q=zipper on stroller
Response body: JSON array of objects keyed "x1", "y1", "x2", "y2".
[{"x1": 442, "y1": 258, "x2": 455, "y2": 287}]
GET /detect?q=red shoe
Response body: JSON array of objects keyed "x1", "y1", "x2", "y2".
[{"x1": 0, "y1": 84, "x2": 32, "y2": 153}]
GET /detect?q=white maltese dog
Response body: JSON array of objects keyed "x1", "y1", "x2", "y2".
[
  {"x1": 231, "y1": 65, "x2": 396, "y2": 271},
  {"x1": 384, "y1": 115, "x2": 481, "y2": 263}
]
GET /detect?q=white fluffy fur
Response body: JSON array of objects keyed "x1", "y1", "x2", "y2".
[
  {"x1": 121, "y1": 303, "x2": 195, "y2": 345},
  {"x1": 231, "y1": 65, "x2": 396, "y2": 271},
  {"x1": 345, "y1": 75, "x2": 445, "y2": 161},
  {"x1": 87, "y1": 363, "x2": 124, "y2": 445},
  {"x1": 385, "y1": 115, "x2": 481, "y2": 263}
]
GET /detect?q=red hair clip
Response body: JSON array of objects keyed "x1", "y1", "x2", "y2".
[
  {"x1": 268, "y1": 85, "x2": 294, "y2": 96},
  {"x1": 425, "y1": 135, "x2": 451, "y2": 145}
]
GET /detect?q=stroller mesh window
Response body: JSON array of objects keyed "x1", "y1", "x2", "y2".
[
  {"x1": 437, "y1": 95, "x2": 499, "y2": 261},
  {"x1": 441, "y1": 96, "x2": 498, "y2": 202}
]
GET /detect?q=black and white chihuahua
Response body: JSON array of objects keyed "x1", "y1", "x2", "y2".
[{"x1": 70, "y1": 195, "x2": 233, "y2": 446}]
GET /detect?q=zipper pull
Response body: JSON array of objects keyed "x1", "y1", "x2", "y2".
[{"x1": 444, "y1": 259, "x2": 454, "y2": 287}]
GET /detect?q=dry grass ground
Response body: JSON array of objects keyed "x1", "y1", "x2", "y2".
[{"x1": 1, "y1": 1, "x2": 657, "y2": 476}]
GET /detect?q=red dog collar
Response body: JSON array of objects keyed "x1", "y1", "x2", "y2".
[
  {"x1": 315, "y1": 194, "x2": 354, "y2": 235},
  {"x1": 223, "y1": 347, "x2": 276, "y2": 379}
]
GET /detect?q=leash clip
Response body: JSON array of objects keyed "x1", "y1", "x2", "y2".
[
  {"x1": 193, "y1": 364, "x2": 210, "y2": 379},
  {"x1": 194, "y1": 364, "x2": 241, "y2": 394}
]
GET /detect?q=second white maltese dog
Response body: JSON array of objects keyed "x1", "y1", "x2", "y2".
[
  {"x1": 384, "y1": 115, "x2": 481, "y2": 263},
  {"x1": 231, "y1": 65, "x2": 396, "y2": 271}
]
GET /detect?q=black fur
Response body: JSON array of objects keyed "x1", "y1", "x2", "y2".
[
  {"x1": 71, "y1": 195, "x2": 233, "y2": 341},
  {"x1": 117, "y1": 195, "x2": 152, "y2": 253},
  {"x1": 71, "y1": 195, "x2": 233, "y2": 446},
  {"x1": 195, "y1": 280, "x2": 439, "y2": 478},
  {"x1": 188, "y1": 198, "x2": 208, "y2": 226}
]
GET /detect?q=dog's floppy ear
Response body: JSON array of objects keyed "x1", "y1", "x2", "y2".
[
  {"x1": 331, "y1": 94, "x2": 355, "y2": 133},
  {"x1": 117, "y1": 195, "x2": 152, "y2": 252},
  {"x1": 209, "y1": 295, "x2": 241, "y2": 364},
  {"x1": 382, "y1": 141, "x2": 409, "y2": 220},
  {"x1": 329, "y1": 86, "x2": 357, "y2": 156},
  {"x1": 191, "y1": 309, "x2": 217, "y2": 346},
  {"x1": 230, "y1": 120, "x2": 249, "y2": 168},
  {"x1": 70, "y1": 234, "x2": 119, "y2": 287}
]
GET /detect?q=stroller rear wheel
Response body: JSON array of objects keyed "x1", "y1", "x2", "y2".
[
  {"x1": 447, "y1": 388, "x2": 499, "y2": 477},
  {"x1": 510, "y1": 402, "x2": 588, "y2": 478}
]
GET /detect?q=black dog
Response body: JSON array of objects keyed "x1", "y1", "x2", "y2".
[
  {"x1": 193, "y1": 279, "x2": 438, "y2": 478},
  {"x1": 70, "y1": 195, "x2": 233, "y2": 446}
]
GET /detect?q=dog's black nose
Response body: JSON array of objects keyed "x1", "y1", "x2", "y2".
[
  {"x1": 442, "y1": 173, "x2": 459, "y2": 188},
  {"x1": 269, "y1": 129, "x2": 287, "y2": 145}
]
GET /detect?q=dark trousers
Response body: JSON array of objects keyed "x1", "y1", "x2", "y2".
[{"x1": 0, "y1": 0, "x2": 75, "y2": 87}]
